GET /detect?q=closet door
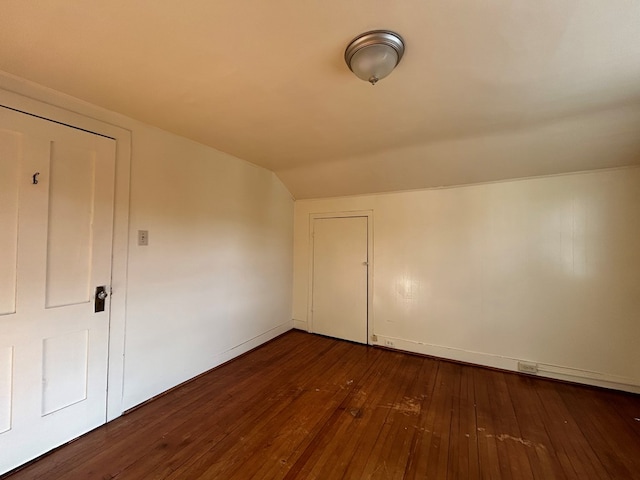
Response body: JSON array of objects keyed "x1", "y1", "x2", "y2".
[{"x1": 311, "y1": 216, "x2": 368, "y2": 344}]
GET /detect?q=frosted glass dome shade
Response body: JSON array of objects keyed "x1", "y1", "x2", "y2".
[
  {"x1": 350, "y1": 45, "x2": 399, "y2": 84},
  {"x1": 344, "y1": 30, "x2": 405, "y2": 85}
]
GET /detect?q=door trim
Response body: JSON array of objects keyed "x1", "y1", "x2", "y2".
[
  {"x1": 307, "y1": 210, "x2": 373, "y2": 345},
  {"x1": 0, "y1": 89, "x2": 131, "y2": 422}
]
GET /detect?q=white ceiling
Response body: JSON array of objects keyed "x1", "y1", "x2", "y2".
[{"x1": 1, "y1": 1, "x2": 640, "y2": 198}]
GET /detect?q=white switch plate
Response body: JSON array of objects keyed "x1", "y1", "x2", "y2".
[{"x1": 138, "y1": 230, "x2": 149, "y2": 246}]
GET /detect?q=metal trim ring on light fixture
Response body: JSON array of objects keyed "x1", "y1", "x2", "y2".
[{"x1": 344, "y1": 30, "x2": 405, "y2": 84}]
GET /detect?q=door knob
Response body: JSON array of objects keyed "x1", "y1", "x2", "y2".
[{"x1": 95, "y1": 286, "x2": 108, "y2": 312}]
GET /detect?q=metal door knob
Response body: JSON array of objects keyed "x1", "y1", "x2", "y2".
[{"x1": 97, "y1": 290, "x2": 108, "y2": 301}]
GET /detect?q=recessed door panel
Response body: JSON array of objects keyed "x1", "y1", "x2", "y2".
[
  {"x1": 42, "y1": 330, "x2": 88, "y2": 415},
  {"x1": 0, "y1": 346, "x2": 12, "y2": 433},
  {"x1": 0, "y1": 130, "x2": 21, "y2": 316},
  {"x1": 45, "y1": 143, "x2": 96, "y2": 308}
]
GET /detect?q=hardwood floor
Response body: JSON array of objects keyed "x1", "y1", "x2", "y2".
[{"x1": 4, "y1": 330, "x2": 640, "y2": 479}]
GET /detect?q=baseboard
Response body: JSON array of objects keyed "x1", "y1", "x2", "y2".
[
  {"x1": 211, "y1": 320, "x2": 294, "y2": 367},
  {"x1": 293, "y1": 319, "x2": 308, "y2": 331},
  {"x1": 373, "y1": 335, "x2": 640, "y2": 394},
  {"x1": 124, "y1": 320, "x2": 294, "y2": 414}
]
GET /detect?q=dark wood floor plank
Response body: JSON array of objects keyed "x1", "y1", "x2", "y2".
[
  {"x1": 351, "y1": 354, "x2": 425, "y2": 480},
  {"x1": 474, "y1": 367, "x2": 504, "y2": 480},
  {"x1": 462, "y1": 364, "x2": 482, "y2": 480},
  {"x1": 534, "y1": 380, "x2": 611, "y2": 479},
  {"x1": 611, "y1": 391, "x2": 640, "y2": 440},
  {"x1": 279, "y1": 353, "x2": 393, "y2": 480},
  {"x1": 238, "y1": 344, "x2": 385, "y2": 480},
  {"x1": 4, "y1": 330, "x2": 640, "y2": 480},
  {"x1": 424, "y1": 361, "x2": 457, "y2": 478},
  {"x1": 371, "y1": 356, "x2": 429, "y2": 480},
  {"x1": 447, "y1": 363, "x2": 481, "y2": 480},
  {"x1": 285, "y1": 349, "x2": 407, "y2": 479},
  {"x1": 556, "y1": 383, "x2": 640, "y2": 479},
  {"x1": 118, "y1": 333, "x2": 331, "y2": 480},
  {"x1": 446, "y1": 363, "x2": 464, "y2": 479},
  {"x1": 487, "y1": 371, "x2": 535, "y2": 479},
  {"x1": 504, "y1": 375, "x2": 569, "y2": 480},
  {"x1": 159, "y1": 338, "x2": 361, "y2": 479},
  {"x1": 399, "y1": 358, "x2": 440, "y2": 480},
  {"x1": 278, "y1": 355, "x2": 390, "y2": 480}
]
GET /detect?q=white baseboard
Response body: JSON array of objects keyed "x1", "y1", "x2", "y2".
[
  {"x1": 212, "y1": 320, "x2": 294, "y2": 366},
  {"x1": 293, "y1": 319, "x2": 309, "y2": 331},
  {"x1": 122, "y1": 320, "x2": 294, "y2": 413},
  {"x1": 373, "y1": 335, "x2": 640, "y2": 394}
]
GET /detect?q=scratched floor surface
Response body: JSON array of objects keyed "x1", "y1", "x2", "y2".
[{"x1": 5, "y1": 330, "x2": 640, "y2": 479}]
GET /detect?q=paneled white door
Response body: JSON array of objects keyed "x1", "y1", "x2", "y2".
[
  {"x1": 0, "y1": 107, "x2": 116, "y2": 474},
  {"x1": 311, "y1": 216, "x2": 368, "y2": 344}
]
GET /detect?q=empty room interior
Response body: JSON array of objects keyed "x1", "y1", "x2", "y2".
[{"x1": 1, "y1": 1, "x2": 639, "y2": 479}]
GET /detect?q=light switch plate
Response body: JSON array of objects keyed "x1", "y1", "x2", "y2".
[{"x1": 138, "y1": 230, "x2": 149, "y2": 246}]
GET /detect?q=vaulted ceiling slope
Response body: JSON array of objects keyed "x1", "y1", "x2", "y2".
[{"x1": 2, "y1": 1, "x2": 640, "y2": 198}]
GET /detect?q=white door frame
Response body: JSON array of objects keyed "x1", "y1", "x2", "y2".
[
  {"x1": 307, "y1": 210, "x2": 373, "y2": 345},
  {"x1": 0, "y1": 89, "x2": 131, "y2": 422}
]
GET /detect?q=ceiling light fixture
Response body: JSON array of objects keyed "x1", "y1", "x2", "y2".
[{"x1": 344, "y1": 30, "x2": 405, "y2": 85}]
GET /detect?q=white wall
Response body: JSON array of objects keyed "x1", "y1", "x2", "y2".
[
  {"x1": 124, "y1": 128, "x2": 293, "y2": 408},
  {"x1": 293, "y1": 168, "x2": 640, "y2": 392},
  {"x1": 0, "y1": 72, "x2": 294, "y2": 412}
]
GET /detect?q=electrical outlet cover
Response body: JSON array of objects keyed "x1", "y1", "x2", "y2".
[{"x1": 518, "y1": 361, "x2": 538, "y2": 374}]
